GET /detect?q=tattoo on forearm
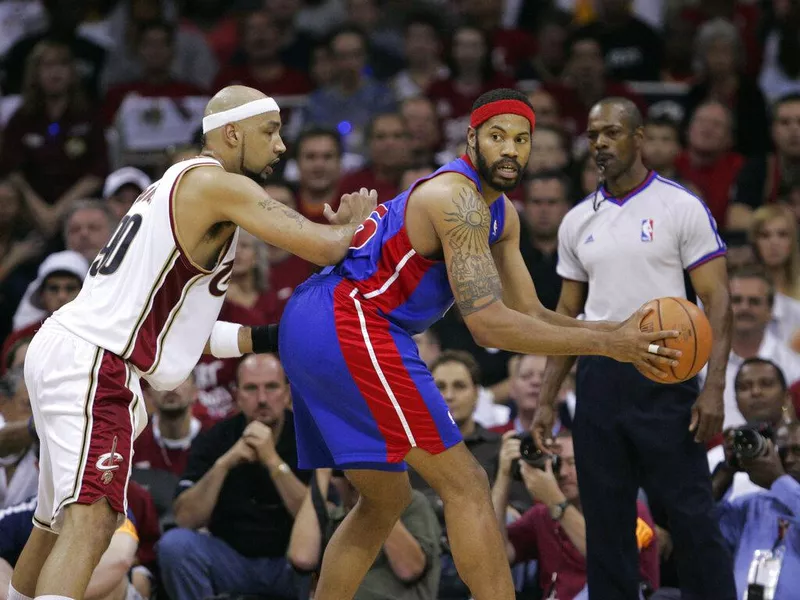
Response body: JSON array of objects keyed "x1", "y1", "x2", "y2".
[
  {"x1": 445, "y1": 187, "x2": 502, "y2": 315},
  {"x1": 258, "y1": 196, "x2": 305, "y2": 229}
]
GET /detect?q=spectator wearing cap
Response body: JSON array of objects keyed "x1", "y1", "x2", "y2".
[
  {"x1": 103, "y1": 167, "x2": 151, "y2": 221},
  {"x1": 3, "y1": 251, "x2": 88, "y2": 367},
  {"x1": 63, "y1": 199, "x2": 117, "y2": 263},
  {"x1": 103, "y1": 20, "x2": 205, "y2": 126}
]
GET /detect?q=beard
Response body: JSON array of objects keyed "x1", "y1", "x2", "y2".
[{"x1": 475, "y1": 138, "x2": 524, "y2": 192}]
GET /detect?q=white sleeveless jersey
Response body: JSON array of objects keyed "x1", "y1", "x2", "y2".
[{"x1": 53, "y1": 157, "x2": 238, "y2": 391}]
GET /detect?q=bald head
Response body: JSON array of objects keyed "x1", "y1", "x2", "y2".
[
  {"x1": 592, "y1": 97, "x2": 643, "y2": 132},
  {"x1": 205, "y1": 85, "x2": 267, "y2": 117}
]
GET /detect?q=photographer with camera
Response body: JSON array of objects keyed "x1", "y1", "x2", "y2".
[
  {"x1": 492, "y1": 430, "x2": 659, "y2": 599},
  {"x1": 710, "y1": 358, "x2": 797, "y2": 502},
  {"x1": 715, "y1": 422, "x2": 800, "y2": 599}
]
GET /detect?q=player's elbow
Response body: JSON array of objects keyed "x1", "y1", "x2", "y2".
[{"x1": 464, "y1": 303, "x2": 506, "y2": 348}]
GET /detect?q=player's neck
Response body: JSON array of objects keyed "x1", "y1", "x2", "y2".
[
  {"x1": 200, "y1": 148, "x2": 235, "y2": 172},
  {"x1": 157, "y1": 410, "x2": 192, "y2": 441},
  {"x1": 603, "y1": 162, "x2": 649, "y2": 198}
]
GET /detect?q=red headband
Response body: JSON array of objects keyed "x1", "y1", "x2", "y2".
[{"x1": 470, "y1": 99, "x2": 536, "y2": 131}]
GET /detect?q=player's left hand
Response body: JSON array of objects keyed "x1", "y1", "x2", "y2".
[
  {"x1": 242, "y1": 421, "x2": 279, "y2": 466},
  {"x1": 689, "y1": 386, "x2": 724, "y2": 443}
]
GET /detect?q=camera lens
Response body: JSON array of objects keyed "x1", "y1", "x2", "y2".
[{"x1": 732, "y1": 428, "x2": 768, "y2": 460}]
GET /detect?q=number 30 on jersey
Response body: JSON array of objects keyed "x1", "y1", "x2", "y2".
[{"x1": 350, "y1": 204, "x2": 388, "y2": 250}]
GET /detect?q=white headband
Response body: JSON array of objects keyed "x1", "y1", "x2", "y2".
[{"x1": 202, "y1": 97, "x2": 281, "y2": 133}]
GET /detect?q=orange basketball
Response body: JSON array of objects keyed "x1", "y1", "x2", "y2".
[{"x1": 636, "y1": 297, "x2": 713, "y2": 384}]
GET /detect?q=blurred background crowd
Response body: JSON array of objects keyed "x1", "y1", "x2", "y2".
[{"x1": 2, "y1": 0, "x2": 800, "y2": 598}]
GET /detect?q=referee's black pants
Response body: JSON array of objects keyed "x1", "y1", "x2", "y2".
[{"x1": 573, "y1": 356, "x2": 737, "y2": 600}]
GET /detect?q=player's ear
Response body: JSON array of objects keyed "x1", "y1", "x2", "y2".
[{"x1": 467, "y1": 126, "x2": 477, "y2": 150}]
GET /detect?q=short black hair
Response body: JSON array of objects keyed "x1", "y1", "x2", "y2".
[
  {"x1": 365, "y1": 112, "x2": 406, "y2": 142},
  {"x1": 430, "y1": 350, "x2": 481, "y2": 386},
  {"x1": 644, "y1": 116, "x2": 681, "y2": 140},
  {"x1": 595, "y1": 96, "x2": 643, "y2": 132},
  {"x1": 774, "y1": 92, "x2": 800, "y2": 113},
  {"x1": 294, "y1": 127, "x2": 343, "y2": 158},
  {"x1": 735, "y1": 357, "x2": 787, "y2": 391},
  {"x1": 568, "y1": 29, "x2": 603, "y2": 56},
  {"x1": 329, "y1": 24, "x2": 369, "y2": 51}
]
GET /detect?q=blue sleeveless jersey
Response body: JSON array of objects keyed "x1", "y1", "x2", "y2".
[{"x1": 324, "y1": 155, "x2": 507, "y2": 334}]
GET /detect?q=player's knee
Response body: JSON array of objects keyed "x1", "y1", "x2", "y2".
[
  {"x1": 440, "y1": 456, "x2": 491, "y2": 505},
  {"x1": 359, "y1": 482, "x2": 413, "y2": 520}
]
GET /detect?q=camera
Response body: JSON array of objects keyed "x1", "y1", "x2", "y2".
[
  {"x1": 729, "y1": 423, "x2": 775, "y2": 469},
  {"x1": 511, "y1": 433, "x2": 561, "y2": 481}
]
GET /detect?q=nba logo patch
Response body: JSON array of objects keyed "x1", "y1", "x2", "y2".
[{"x1": 641, "y1": 219, "x2": 654, "y2": 242}]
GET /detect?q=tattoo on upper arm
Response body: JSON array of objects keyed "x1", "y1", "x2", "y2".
[
  {"x1": 258, "y1": 195, "x2": 305, "y2": 229},
  {"x1": 444, "y1": 187, "x2": 503, "y2": 316}
]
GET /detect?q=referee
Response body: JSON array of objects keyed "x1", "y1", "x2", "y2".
[{"x1": 532, "y1": 98, "x2": 736, "y2": 600}]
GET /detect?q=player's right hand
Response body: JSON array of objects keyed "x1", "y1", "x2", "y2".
[
  {"x1": 220, "y1": 437, "x2": 258, "y2": 470},
  {"x1": 324, "y1": 187, "x2": 378, "y2": 225},
  {"x1": 532, "y1": 404, "x2": 557, "y2": 454},
  {"x1": 608, "y1": 306, "x2": 682, "y2": 376}
]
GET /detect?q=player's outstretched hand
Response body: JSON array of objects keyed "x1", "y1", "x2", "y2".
[
  {"x1": 608, "y1": 306, "x2": 682, "y2": 377},
  {"x1": 324, "y1": 187, "x2": 378, "y2": 225}
]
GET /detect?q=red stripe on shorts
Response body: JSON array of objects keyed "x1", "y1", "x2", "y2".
[
  {"x1": 77, "y1": 351, "x2": 136, "y2": 514},
  {"x1": 334, "y1": 282, "x2": 445, "y2": 461}
]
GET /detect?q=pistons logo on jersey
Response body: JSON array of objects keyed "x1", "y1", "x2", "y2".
[
  {"x1": 641, "y1": 219, "x2": 654, "y2": 242},
  {"x1": 209, "y1": 259, "x2": 234, "y2": 297},
  {"x1": 350, "y1": 204, "x2": 389, "y2": 249}
]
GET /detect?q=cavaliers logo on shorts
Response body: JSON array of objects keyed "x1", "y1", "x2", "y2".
[{"x1": 96, "y1": 436, "x2": 124, "y2": 485}]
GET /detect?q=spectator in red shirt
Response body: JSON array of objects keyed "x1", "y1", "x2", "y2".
[
  {"x1": 428, "y1": 25, "x2": 517, "y2": 149},
  {"x1": 261, "y1": 181, "x2": 315, "y2": 306},
  {"x1": 103, "y1": 20, "x2": 205, "y2": 125},
  {"x1": 293, "y1": 128, "x2": 344, "y2": 223},
  {"x1": 338, "y1": 112, "x2": 411, "y2": 203},
  {"x1": 542, "y1": 31, "x2": 645, "y2": 139},
  {"x1": 212, "y1": 11, "x2": 311, "y2": 101},
  {"x1": 492, "y1": 431, "x2": 660, "y2": 599},
  {"x1": 675, "y1": 100, "x2": 744, "y2": 228},
  {"x1": 134, "y1": 373, "x2": 207, "y2": 476},
  {"x1": 0, "y1": 41, "x2": 108, "y2": 237}
]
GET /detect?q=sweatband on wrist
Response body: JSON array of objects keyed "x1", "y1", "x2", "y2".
[
  {"x1": 209, "y1": 321, "x2": 244, "y2": 358},
  {"x1": 252, "y1": 324, "x2": 280, "y2": 354}
]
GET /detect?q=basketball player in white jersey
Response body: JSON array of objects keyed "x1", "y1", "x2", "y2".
[
  {"x1": 532, "y1": 98, "x2": 736, "y2": 599},
  {"x1": 9, "y1": 86, "x2": 377, "y2": 600}
]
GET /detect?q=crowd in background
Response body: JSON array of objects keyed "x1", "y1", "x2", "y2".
[{"x1": 2, "y1": 0, "x2": 800, "y2": 598}]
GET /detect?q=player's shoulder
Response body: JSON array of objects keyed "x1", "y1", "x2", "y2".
[{"x1": 413, "y1": 171, "x2": 479, "y2": 199}]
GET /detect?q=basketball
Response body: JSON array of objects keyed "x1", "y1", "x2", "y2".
[{"x1": 636, "y1": 297, "x2": 713, "y2": 384}]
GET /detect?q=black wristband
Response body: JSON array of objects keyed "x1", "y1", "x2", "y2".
[{"x1": 252, "y1": 324, "x2": 279, "y2": 354}]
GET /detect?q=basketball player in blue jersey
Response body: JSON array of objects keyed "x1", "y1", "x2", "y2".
[{"x1": 279, "y1": 89, "x2": 681, "y2": 600}]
